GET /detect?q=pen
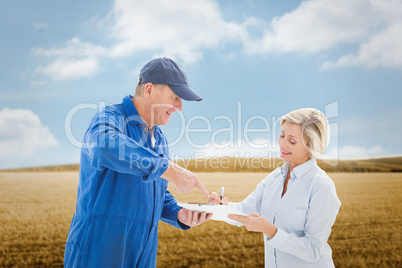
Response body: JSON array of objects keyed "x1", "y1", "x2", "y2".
[{"x1": 220, "y1": 186, "x2": 224, "y2": 201}]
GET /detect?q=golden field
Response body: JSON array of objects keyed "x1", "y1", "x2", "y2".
[
  {"x1": 0, "y1": 172, "x2": 401, "y2": 267},
  {"x1": 4, "y1": 156, "x2": 402, "y2": 173}
]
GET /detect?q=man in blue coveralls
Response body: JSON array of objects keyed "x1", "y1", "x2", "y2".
[{"x1": 64, "y1": 57, "x2": 212, "y2": 267}]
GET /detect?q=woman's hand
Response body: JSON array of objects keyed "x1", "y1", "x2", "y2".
[
  {"x1": 208, "y1": 192, "x2": 229, "y2": 205},
  {"x1": 227, "y1": 213, "x2": 278, "y2": 239}
]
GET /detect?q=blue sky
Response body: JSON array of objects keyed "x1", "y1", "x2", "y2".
[{"x1": 0, "y1": 0, "x2": 401, "y2": 169}]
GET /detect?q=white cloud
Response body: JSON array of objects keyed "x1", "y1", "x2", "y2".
[
  {"x1": 196, "y1": 138, "x2": 278, "y2": 158},
  {"x1": 29, "y1": 80, "x2": 47, "y2": 87},
  {"x1": 246, "y1": 0, "x2": 378, "y2": 54},
  {"x1": 36, "y1": 57, "x2": 99, "y2": 80},
  {"x1": 246, "y1": 0, "x2": 402, "y2": 69},
  {"x1": 33, "y1": 0, "x2": 402, "y2": 81},
  {"x1": 324, "y1": 144, "x2": 389, "y2": 160},
  {"x1": 0, "y1": 108, "x2": 58, "y2": 156},
  {"x1": 199, "y1": 140, "x2": 389, "y2": 160},
  {"x1": 33, "y1": 38, "x2": 107, "y2": 58},
  {"x1": 340, "y1": 109, "x2": 402, "y2": 141},
  {"x1": 33, "y1": 22, "x2": 49, "y2": 31},
  {"x1": 33, "y1": 0, "x2": 252, "y2": 80},
  {"x1": 196, "y1": 141, "x2": 391, "y2": 160},
  {"x1": 33, "y1": 38, "x2": 106, "y2": 80},
  {"x1": 322, "y1": 22, "x2": 402, "y2": 69},
  {"x1": 106, "y1": 0, "x2": 249, "y2": 63},
  {"x1": 322, "y1": 109, "x2": 402, "y2": 160}
]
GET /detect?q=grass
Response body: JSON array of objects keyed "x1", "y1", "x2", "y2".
[
  {"x1": 0, "y1": 172, "x2": 77, "y2": 267},
  {"x1": 0, "y1": 172, "x2": 401, "y2": 267},
  {"x1": 3, "y1": 156, "x2": 402, "y2": 173}
]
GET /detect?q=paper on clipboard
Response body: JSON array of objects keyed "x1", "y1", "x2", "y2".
[{"x1": 177, "y1": 202, "x2": 246, "y2": 224}]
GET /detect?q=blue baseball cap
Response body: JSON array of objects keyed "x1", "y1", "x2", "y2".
[{"x1": 139, "y1": 57, "x2": 203, "y2": 101}]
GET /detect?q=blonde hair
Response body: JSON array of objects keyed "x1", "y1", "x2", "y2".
[{"x1": 280, "y1": 108, "x2": 330, "y2": 158}]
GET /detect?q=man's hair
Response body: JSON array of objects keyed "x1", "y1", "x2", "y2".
[
  {"x1": 135, "y1": 83, "x2": 165, "y2": 96},
  {"x1": 280, "y1": 108, "x2": 330, "y2": 159}
]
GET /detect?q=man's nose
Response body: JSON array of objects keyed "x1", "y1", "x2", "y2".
[{"x1": 175, "y1": 99, "x2": 183, "y2": 112}]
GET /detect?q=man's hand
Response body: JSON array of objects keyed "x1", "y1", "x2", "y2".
[
  {"x1": 227, "y1": 213, "x2": 278, "y2": 239},
  {"x1": 161, "y1": 162, "x2": 210, "y2": 199},
  {"x1": 177, "y1": 208, "x2": 213, "y2": 227}
]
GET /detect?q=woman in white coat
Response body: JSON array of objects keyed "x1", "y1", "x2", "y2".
[{"x1": 209, "y1": 108, "x2": 341, "y2": 268}]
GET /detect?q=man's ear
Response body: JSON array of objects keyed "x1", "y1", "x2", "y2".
[{"x1": 143, "y1": 83, "x2": 154, "y2": 100}]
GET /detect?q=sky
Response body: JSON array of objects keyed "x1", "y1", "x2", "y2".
[{"x1": 0, "y1": 0, "x2": 401, "y2": 169}]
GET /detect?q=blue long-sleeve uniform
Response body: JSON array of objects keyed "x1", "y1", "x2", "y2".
[{"x1": 64, "y1": 95, "x2": 188, "y2": 267}]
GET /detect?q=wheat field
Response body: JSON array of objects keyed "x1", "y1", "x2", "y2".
[{"x1": 0, "y1": 172, "x2": 401, "y2": 267}]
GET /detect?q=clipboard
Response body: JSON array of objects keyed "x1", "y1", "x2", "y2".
[{"x1": 177, "y1": 202, "x2": 246, "y2": 224}]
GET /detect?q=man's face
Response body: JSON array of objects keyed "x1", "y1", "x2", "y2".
[{"x1": 150, "y1": 85, "x2": 183, "y2": 126}]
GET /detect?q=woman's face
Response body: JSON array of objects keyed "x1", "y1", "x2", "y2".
[{"x1": 278, "y1": 121, "x2": 310, "y2": 168}]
